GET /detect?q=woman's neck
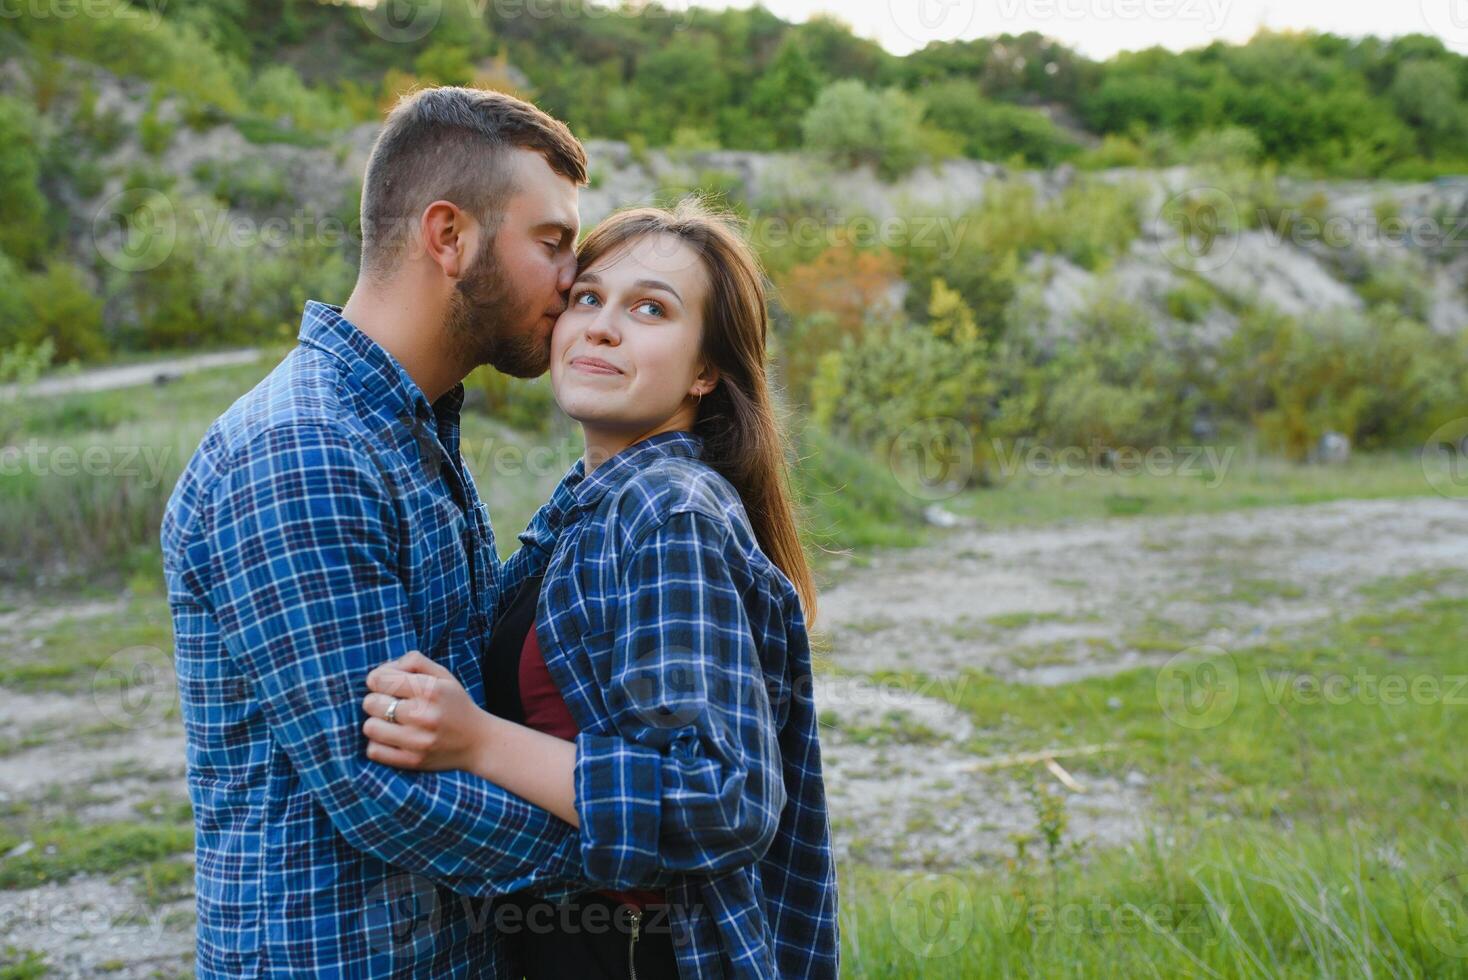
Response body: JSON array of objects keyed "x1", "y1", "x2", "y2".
[{"x1": 581, "y1": 408, "x2": 697, "y2": 474}]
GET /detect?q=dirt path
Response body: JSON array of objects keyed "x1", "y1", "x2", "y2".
[
  {"x1": 0, "y1": 350, "x2": 262, "y2": 401},
  {"x1": 1, "y1": 496, "x2": 1464, "y2": 975}
]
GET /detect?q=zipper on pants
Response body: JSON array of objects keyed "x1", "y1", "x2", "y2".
[{"x1": 626, "y1": 906, "x2": 642, "y2": 980}]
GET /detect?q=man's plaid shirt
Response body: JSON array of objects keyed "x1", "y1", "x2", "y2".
[{"x1": 162, "y1": 303, "x2": 586, "y2": 976}]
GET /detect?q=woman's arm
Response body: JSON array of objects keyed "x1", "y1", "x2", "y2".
[
  {"x1": 362, "y1": 508, "x2": 786, "y2": 890},
  {"x1": 361, "y1": 652, "x2": 580, "y2": 826},
  {"x1": 573, "y1": 509, "x2": 787, "y2": 889}
]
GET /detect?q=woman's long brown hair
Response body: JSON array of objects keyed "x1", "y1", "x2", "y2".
[{"x1": 575, "y1": 199, "x2": 818, "y2": 625}]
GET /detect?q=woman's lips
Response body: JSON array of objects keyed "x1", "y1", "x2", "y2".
[{"x1": 571, "y1": 357, "x2": 623, "y2": 376}]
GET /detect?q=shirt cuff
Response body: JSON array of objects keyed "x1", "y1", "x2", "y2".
[{"x1": 573, "y1": 731, "x2": 663, "y2": 889}]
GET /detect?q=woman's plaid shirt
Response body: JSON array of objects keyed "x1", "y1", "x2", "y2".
[{"x1": 531, "y1": 430, "x2": 839, "y2": 979}]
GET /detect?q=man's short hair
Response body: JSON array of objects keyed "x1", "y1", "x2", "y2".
[{"x1": 359, "y1": 86, "x2": 588, "y2": 279}]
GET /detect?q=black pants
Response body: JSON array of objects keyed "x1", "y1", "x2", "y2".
[{"x1": 498, "y1": 892, "x2": 681, "y2": 980}]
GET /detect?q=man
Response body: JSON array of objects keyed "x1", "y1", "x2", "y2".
[{"x1": 161, "y1": 87, "x2": 587, "y2": 976}]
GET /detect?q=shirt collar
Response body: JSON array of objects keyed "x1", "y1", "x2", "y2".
[
  {"x1": 564, "y1": 430, "x2": 705, "y2": 518},
  {"x1": 297, "y1": 301, "x2": 465, "y2": 427}
]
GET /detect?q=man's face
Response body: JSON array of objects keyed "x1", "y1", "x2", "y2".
[{"x1": 446, "y1": 148, "x2": 580, "y2": 378}]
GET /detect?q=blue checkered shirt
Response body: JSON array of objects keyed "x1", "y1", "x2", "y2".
[
  {"x1": 530, "y1": 430, "x2": 840, "y2": 978},
  {"x1": 162, "y1": 303, "x2": 588, "y2": 977}
]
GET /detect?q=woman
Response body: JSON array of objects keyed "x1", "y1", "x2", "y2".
[{"x1": 359, "y1": 200, "x2": 839, "y2": 979}]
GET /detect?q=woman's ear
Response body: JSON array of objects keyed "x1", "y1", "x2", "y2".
[{"x1": 690, "y1": 364, "x2": 720, "y2": 398}]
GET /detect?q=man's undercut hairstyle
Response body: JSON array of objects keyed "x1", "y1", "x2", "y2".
[{"x1": 359, "y1": 86, "x2": 588, "y2": 279}]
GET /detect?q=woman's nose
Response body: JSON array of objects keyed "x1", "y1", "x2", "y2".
[{"x1": 585, "y1": 307, "x2": 620, "y2": 344}]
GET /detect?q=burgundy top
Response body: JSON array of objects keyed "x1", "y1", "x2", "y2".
[{"x1": 518, "y1": 623, "x2": 665, "y2": 910}]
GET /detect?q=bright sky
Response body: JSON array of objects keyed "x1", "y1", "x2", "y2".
[{"x1": 688, "y1": 0, "x2": 1468, "y2": 58}]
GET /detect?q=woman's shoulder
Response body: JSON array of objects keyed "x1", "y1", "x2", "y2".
[{"x1": 608, "y1": 454, "x2": 754, "y2": 549}]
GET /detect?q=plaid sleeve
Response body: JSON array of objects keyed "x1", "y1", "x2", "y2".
[
  {"x1": 203, "y1": 421, "x2": 582, "y2": 896},
  {"x1": 573, "y1": 510, "x2": 787, "y2": 889}
]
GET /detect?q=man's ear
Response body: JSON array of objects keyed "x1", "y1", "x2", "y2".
[{"x1": 419, "y1": 200, "x2": 472, "y2": 279}]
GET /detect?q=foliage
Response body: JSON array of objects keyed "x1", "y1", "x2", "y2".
[{"x1": 801, "y1": 81, "x2": 936, "y2": 180}]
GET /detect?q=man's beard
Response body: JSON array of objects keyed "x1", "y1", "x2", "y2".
[{"x1": 445, "y1": 236, "x2": 553, "y2": 379}]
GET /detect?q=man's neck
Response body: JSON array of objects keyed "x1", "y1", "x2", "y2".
[{"x1": 341, "y1": 280, "x2": 466, "y2": 405}]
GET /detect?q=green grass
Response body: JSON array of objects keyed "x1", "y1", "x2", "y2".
[
  {"x1": 0, "y1": 595, "x2": 172, "y2": 692},
  {"x1": 955, "y1": 449, "x2": 1447, "y2": 528},
  {"x1": 838, "y1": 591, "x2": 1468, "y2": 976},
  {"x1": 0, "y1": 948, "x2": 47, "y2": 980},
  {"x1": 0, "y1": 820, "x2": 193, "y2": 890}
]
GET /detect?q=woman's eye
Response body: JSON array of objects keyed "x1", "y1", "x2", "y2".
[
  {"x1": 574, "y1": 291, "x2": 600, "y2": 307},
  {"x1": 634, "y1": 301, "x2": 665, "y2": 318},
  {"x1": 543, "y1": 241, "x2": 560, "y2": 254}
]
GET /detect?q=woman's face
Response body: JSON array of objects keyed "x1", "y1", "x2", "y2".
[{"x1": 550, "y1": 232, "x2": 717, "y2": 438}]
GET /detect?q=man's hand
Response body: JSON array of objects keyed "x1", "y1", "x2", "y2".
[{"x1": 362, "y1": 651, "x2": 495, "y2": 772}]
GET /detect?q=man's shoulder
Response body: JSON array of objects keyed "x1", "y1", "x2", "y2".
[{"x1": 166, "y1": 348, "x2": 378, "y2": 525}]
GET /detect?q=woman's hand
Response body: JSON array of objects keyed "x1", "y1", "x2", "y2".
[{"x1": 361, "y1": 651, "x2": 494, "y2": 772}]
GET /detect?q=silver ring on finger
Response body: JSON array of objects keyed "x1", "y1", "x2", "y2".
[{"x1": 385, "y1": 697, "x2": 401, "y2": 725}]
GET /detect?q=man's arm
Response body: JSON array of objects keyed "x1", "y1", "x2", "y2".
[{"x1": 201, "y1": 421, "x2": 581, "y2": 897}]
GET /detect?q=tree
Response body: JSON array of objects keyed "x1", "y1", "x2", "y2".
[
  {"x1": 0, "y1": 97, "x2": 49, "y2": 267},
  {"x1": 801, "y1": 80, "x2": 927, "y2": 179},
  {"x1": 747, "y1": 36, "x2": 825, "y2": 148}
]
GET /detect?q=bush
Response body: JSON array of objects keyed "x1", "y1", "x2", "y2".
[
  {"x1": 469, "y1": 369, "x2": 558, "y2": 433},
  {"x1": 0, "y1": 96, "x2": 49, "y2": 266},
  {"x1": 1034, "y1": 290, "x2": 1192, "y2": 450},
  {"x1": 802, "y1": 80, "x2": 936, "y2": 180},
  {"x1": 919, "y1": 82, "x2": 1079, "y2": 167},
  {"x1": 1213, "y1": 306, "x2": 1464, "y2": 459},
  {"x1": 14, "y1": 261, "x2": 108, "y2": 363}
]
